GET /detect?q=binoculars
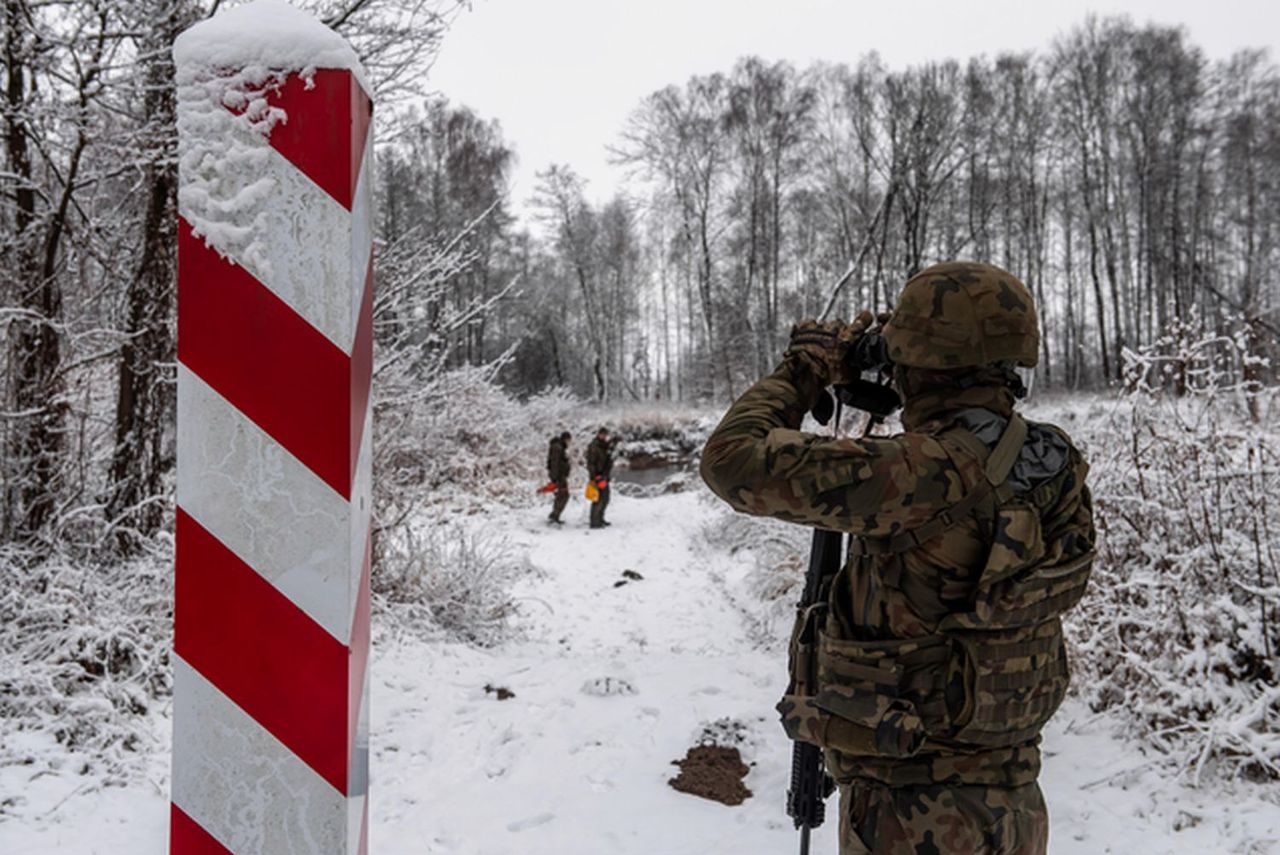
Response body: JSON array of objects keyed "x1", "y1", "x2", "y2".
[{"x1": 812, "y1": 330, "x2": 902, "y2": 425}]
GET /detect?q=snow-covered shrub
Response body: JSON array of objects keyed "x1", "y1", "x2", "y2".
[
  {"x1": 0, "y1": 539, "x2": 171, "y2": 776},
  {"x1": 699, "y1": 507, "x2": 808, "y2": 646},
  {"x1": 374, "y1": 524, "x2": 527, "y2": 646},
  {"x1": 598, "y1": 405, "x2": 717, "y2": 456},
  {"x1": 1070, "y1": 368, "x2": 1280, "y2": 781},
  {"x1": 372, "y1": 366, "x2": 575, "y2": 645},
  {"x1": 1120, "y1": 315, "x2": 1274, "y2": 423},
  {"x1": 409, "y1": 375, "x2": 578, "y2": 496}
]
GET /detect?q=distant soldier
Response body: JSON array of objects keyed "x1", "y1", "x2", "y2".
[
  {"x1": 546, "y1": 431, "x2": 571, "y2": 525},
  {"x1": 586, "y1": 427, "x2": 614, "y2": 529},
  {"x1": 701, "y1": 262, "x2": 1095, "y2": 855}
]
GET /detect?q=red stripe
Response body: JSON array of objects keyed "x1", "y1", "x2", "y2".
[
  {"x1": 171, "y1": 804, "x2": 232, "y2": 855},
  {"x1": 178, "y1": 218, "x2": 354, "y2": 498},
  {"x1": 175, "y1": 508, "x2": 350, "y2": 792},
  {"x1": 349, "y1": 74, "x2": 373, "y2": 203},
  {"x1": 349, "y1": 254, "x2": 374, "y2": 482},
  {"x1": 348, "y1": 526, "x2": 372, "y2": 777},
  {"x1": 258, "y1": 69, "x2": 372, "y2": 210}
]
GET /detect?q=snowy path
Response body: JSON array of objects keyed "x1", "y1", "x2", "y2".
[
  {"x1": 371, "y1": 490, "x2": 808, "y2": 854},
  {"x1": 3, "y1": 488, "x2": 1278, "y2": 853}
]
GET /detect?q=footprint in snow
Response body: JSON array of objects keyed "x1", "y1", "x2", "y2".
[
  {"x1": 507, "y1": 813, "x2": 555, "y2": 832},
  {"x1": 581, "y1": 676, "x2": 638, "y2": 697},
  {"x1": 587, "y1": 773, "x2": 616, "y2": 792}
]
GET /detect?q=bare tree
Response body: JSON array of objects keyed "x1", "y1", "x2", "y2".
[
  {"x1": 106, "y1": 0, "x2": 199, "y2": 549},
  {"x1": 2, "y1": 0, "x2": 115, "y2": 541},
  {"x1": 616, "y1": 75, "x2": 734, "y2": 398}
]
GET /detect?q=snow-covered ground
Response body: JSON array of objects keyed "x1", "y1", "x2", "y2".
[{"x1": 3, "y1": 487, "x2": 1278, "y2": 853}]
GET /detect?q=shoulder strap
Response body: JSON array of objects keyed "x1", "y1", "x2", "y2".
[
  {"x1": 847, "y1": 415, "x2": 1027, "y2": 557},
  {"x1": 985, "y1": 414, "x2": 1027, "y2": 486}
]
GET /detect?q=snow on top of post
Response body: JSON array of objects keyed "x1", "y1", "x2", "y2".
[
  {"x1": 173, "y1": 0, "x2": 371, "y2": 270},
  {"x1": 173, "y1": 0, "x2": 369, "y2": 93}
]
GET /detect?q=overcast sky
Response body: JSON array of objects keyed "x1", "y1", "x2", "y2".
[{"x1": 426, "y1": 0, "x2": 1280, "y2": 221}]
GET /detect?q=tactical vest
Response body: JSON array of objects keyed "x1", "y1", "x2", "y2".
[{"x1": 778, "y1": 414, "x2": 1094, "y2": 786}]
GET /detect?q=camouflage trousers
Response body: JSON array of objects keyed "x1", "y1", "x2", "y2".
[
  {"x1": 549, "y1": 480, "x2": 568, "y2": 521},
  {"x1": 589, "y1": 485, "x2": 610, "y2": 527},
  {"x1": 838, "y1": 779, "x2": 1047, "y2": 855}
]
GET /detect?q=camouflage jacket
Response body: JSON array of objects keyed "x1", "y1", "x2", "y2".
[
  {"x1": 547, "y1": 437, "x2": 570, "y2": 483},
  {"x1": 587, "y1": 438, "x2": 613, "y2": 481},
  {"x1": 700, "y1": 354, "x2": 1095, "y2": 787}
]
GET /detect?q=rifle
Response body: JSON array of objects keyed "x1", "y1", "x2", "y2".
[
  {"x1": 786, "y1": 385, "x2": 889, "y2": 852},
  {"x1": 785, "y1": 527, "x2": 840, "y2": 854}
]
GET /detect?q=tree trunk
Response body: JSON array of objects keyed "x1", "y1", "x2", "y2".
[
  {"x1": 4, "y1": 0, "x2": 65, "y2": 540},
  {"x1": 107, "y1": 0, "x2": 188, "y2": 548}
]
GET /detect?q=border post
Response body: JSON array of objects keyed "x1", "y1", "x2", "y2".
[{"x1": 171, "y1": 1, "x2": 373, "y2": 851}]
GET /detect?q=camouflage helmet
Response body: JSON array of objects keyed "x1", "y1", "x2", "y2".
[{"x1": 881, "y1": 261, "x2": 1039, "y2": 369}]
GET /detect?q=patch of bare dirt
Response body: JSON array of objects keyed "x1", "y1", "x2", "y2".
[{"x1": 667, "y1": 745, "x2": 752, "y2": 806}]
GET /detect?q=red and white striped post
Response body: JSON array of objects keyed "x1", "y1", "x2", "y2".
[{"x1": 171, "y1": 2, "x2": 372, "y2": 852}]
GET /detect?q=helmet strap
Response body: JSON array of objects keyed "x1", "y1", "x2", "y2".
[{"x1": 897, "y1": 364, "x2": 1026, "y2": 399}]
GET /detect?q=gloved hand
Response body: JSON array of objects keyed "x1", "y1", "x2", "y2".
[{"x1": 785, "y1": 310, "x2": 874, "y2": 385}]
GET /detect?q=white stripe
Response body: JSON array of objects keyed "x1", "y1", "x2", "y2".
[
  {"x1": 178, "y1": 141, "x2": 357, "y2": 354},
  {"x1": 347, "y1": 396, "x2": 373, "y2": 632},
  {"x1": 178, "y1": 364, "x2": 356, "y2": 644},
  {"x1": 172, "y1": 657, "x2": 353, "y2": 855},
  {"x1": 346, "y1": 673, "x2": 370, "y2": 854},
  {"x1": 349, "y1": 123, "x2": 374, "y2": 351}
]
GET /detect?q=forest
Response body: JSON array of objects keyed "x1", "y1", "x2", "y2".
[
  {"x1": 383, "y1": 17, "x2": 1280, "y2": 406},
  {"x1": 3, "y1": 4, "x2": 1278, "y2": 549}
]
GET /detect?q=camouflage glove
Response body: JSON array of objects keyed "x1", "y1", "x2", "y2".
[{"x1": 785, "y1": 311, "x2": 874, "y2": 386}]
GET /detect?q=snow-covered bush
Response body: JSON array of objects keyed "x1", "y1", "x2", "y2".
[
  {"x1": 374, "y1": 524, "x2": 528, "y2": 646},
  {"x1": 597, "y1": 405, "x2": 717, "y2": 456},
  {"x1": 699, "y1": 508, "x2": 807, "y2": 646},
  {"x1": 376, "y1": 365, "x2": 577, "y2": 514},
  {"x1": 1119, "y1": 315, "x2": 1275, "y2": 423},
  {"x1": 371, "y1": 367, "x2": 574, "y2": 644},
  {"x1": 1071, "y1": 362, "x2": 1280, "y2": 781},
  {"x1": 0, "y1": 539, "x2": 171, "y2": 777}
]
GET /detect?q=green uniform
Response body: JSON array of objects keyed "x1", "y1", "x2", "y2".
[
  {"x1": 700, "y1": 353, "x2": 1094, "y2": 854},
  {"x1": 586, "y1": 436, "x2": 613, "y2": 528},
  {"x1": 547, "y1": 436, "x2": 570, "y2": 522},
  {"x1": 838, "y1": 780, "x2": 1048, "y2": 854}
]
